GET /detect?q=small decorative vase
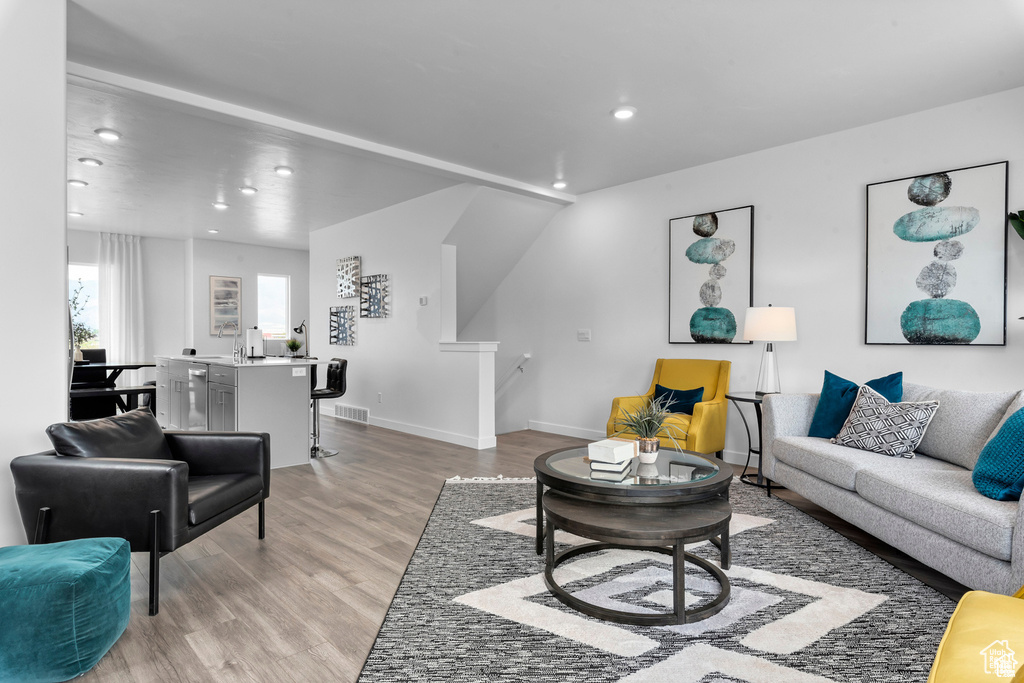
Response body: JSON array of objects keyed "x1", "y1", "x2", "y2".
[
  {"x1": 636, "y1": 462, "x2": 660, "y2": 484},
  {"x1": 637, "y1": 437, "x2": 659, "y2": 464},
  {"x1": 73, "y1": 346, "x2": 83, "y2": 362}
]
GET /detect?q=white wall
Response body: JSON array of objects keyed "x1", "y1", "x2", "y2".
[
  {"x1": 189, "y1": 238, "x2": 310, "y2": 355},
  {"x1": 0, "y1": 2, "x2": 66, "y2": 545},
  {"x1": 463, "y1": 86, "x2": 1024, "y2": 460},
  {"x1": 310, "y1": 184, "x2": 506, "y2": 447}
]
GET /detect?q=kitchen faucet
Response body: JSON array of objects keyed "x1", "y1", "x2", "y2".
[{"x1": 217, "y1": 321, "x2": 242, "y2": 362}]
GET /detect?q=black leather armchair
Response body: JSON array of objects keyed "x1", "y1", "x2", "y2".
[{"x1": 10, "y1": 409, "x2": 270, "y2": 616}]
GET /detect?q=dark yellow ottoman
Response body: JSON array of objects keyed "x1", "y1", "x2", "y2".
[
  {"x1": 930, "y1": 588, "x2": 1024, "y2": 682},
  {"x1": 0, "y1": 538, "x2": 130, "y2": 683}
]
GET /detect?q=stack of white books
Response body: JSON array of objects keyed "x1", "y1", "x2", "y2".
[{"x1": 587, "y1": 439, "x2": 637, "y2": 482}]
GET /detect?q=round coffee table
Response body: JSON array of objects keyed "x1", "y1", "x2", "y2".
[{"x1": 533, "y1": 446, "x2": 733, "y2": 625}]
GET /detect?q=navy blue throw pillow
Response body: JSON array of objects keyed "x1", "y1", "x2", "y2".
[
  {"x1": 653, "y1": 384, "x2": 704, "y2": 415},
  {"x1": 974, "y1": 407, "x2": 1024, "y2": 501},
  {"x1": 807, "y1": 370, "x2": 903, "y2": 439}
]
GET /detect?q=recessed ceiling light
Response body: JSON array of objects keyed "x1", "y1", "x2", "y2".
[
  {"x1": 78, "y1": 158, "x2": 103, "y2": 167},
  {"x1": 552, "y1": 180, "x2": 567, "y2": 190},
  {"x1": 239, "y1": 186, "x2": 258, "y2": 195},
  {"x1": 67, "y1": 179, "x2": 89, "y2": 188},
  {"x1": 208, "y1": 229, "x2": 219, "y2": 234},
  {"x1": 611, "y1": 105, "x2": 637, "y2": 120},
  {"x1": 274, "y1": 166, "x2": 294, "y2": 176},
  {"x1": 94, "y1": 128, "x2": 121, "y2": 141},
  {"x1": 212, "y1": 201, "x2": 229, "y2": 210},
  {"x1": 67, "y1": 211, "x2": 84, "y2": 217}
]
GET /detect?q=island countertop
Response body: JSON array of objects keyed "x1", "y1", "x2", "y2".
[{"x1": 157, "y1": 355, "x2": 319, "y2": 368}]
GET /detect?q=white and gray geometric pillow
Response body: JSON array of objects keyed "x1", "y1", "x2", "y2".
[{"x1": 832, "y1": 385, "x2": 939, "y2": 458}]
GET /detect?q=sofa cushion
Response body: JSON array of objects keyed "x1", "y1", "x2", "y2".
[
  {"x1": 856, "y1": 466, "x2": 1016, "y2": 561},
  {"x1": 653, "y1": 384, "x2": 703, "y2": 415},
  {"x1": 807, "y1": 370, "x2": 903, "y2": 439},
  {"x1": 902, "y1": 383, "x2": 1016, "y2": 469},
  {"x1": 188, "y1": 473, "x2": 264, "y2": 526},
  {"x1": 771, "y1": 436, "x2": 889, "y2": 490},
  {"x1": 46, "y1": 408, "x2": 173, "y2": 461},
  {"x1": 973, "y1": 407, "x2": 1024, "y2": 501},
  {"x1": 832, "y1": 386, "x2": 938, "y2": 458}
]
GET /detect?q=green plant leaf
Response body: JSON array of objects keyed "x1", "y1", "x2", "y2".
[{"x1": 1010, "y1": 212, "x2": 1024, "y2": 241}]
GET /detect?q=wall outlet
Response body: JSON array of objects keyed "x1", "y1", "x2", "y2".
[
  {"x1": 577, "y1": 328, "x2": 592, "y2": 342},
  {"x1": 378, "y1": 392, "x2": 383, "y2": 403}
]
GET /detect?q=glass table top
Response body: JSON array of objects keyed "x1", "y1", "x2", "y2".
[{"x1": 544, "y1": 447, "x2": 720, "y2": 487}]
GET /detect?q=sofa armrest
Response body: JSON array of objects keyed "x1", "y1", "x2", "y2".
[
  {"x1": 687, "y1": 397, "x2": 728, "y2": 454},
  {"x1": 163, "y1": 431, "x2": 271, "y2": 498},
  {"x1": 1010, "y1": 499, "x2": 1024, "y2": 593},
  {"x1": 606, "y1": 394, "x2": 650, "y2": 437},
  {"x1": 9, "y1": 453, "x2": 190, "y2": 551},
  {"x1": 761, "y1": 393, "x2": 820, "y2": 479}
]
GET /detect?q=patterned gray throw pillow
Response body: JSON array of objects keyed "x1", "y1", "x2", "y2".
[{"x1": 832, "y1": 385, "x2": 939, "y2": 458}]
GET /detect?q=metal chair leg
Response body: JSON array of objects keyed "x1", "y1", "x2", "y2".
[
  {"x1": 33, "y1": 507, "x2": 50, "y2": 544},
  {"x1": 149, "y1": 510, "x2": 160, "y2": 616},
  {"x1": 310, "y1": 398, "x2": 337, "y2": 458},
  {"x1": 259, "y1": 501, "x2": 266, "y2": 540}
]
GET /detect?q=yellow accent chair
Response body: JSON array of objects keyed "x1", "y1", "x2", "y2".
[
  {"x1": 929, "y1": 585, "x2": 1024, "y2": 681},
  {"x1": 606, "y1": 359, "x2": 731, "y2": 456}
]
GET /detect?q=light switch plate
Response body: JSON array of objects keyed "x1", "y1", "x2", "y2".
[
  {"x1": 292, "y1": 367, "x2": 307, "y2": 377},
  {"x1": 577, "y1": 329, "x2": 591, "y2": 342}
]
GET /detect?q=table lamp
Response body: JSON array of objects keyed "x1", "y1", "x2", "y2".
[
  {"x1": 742, "y1": 305, "x2": 797, "y2": 395},
  {"x1": 293, "y1": 320, "x2": 309, "y2": 358}
]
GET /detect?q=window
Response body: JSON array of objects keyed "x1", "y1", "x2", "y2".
[
  {"x1": 257, "y1": 274, "x2": 290, "y2": 340},
  {"x1": 69, "y1": 263, "x2": 100, "y2": 349}
]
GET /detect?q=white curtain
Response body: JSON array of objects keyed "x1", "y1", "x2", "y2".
[{"x1": 99, "y1": 232, "x2": 145, "y2": 385}]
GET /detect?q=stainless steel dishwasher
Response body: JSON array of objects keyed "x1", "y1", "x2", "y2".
[{"x1": 187, "y1": 362, "x2": 208, "y2": 430}]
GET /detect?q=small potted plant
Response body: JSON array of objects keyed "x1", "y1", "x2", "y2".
[
  {"x1": 285, "y1": 338, "x2": 303, "y2": 357},
  {"x1": 612, "y1": 394, "x2": 687, "y2": 464}
]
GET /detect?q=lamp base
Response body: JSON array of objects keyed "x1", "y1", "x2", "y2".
[{"x1": 755, "y1": 342, "x2": 781, "y2": 395}]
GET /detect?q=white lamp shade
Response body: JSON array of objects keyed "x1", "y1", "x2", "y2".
[{"x1": 742, "y1": 306, "x2": 797, "y2": 342}]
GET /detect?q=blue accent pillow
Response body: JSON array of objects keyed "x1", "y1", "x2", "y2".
[
  {"x1": 807, "y1": 370, "x2": 904, "y2": 439},
  {"x1": 653, "y1": 384, "x2": 704, "y2": 415},
  {"x1": 973, "y1": 407, "x2": 1024, "y2": 501}
]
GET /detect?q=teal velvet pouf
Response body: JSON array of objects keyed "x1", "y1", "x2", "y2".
[{"x1": 0, "y1": 538, "x2": 131, "y2": 683}]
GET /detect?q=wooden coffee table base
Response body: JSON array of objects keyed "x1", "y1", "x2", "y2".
[{"x1": 542, "y1": 490, "x2": 732, "y2": 626}]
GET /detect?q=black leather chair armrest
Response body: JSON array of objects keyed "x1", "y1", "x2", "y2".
[
  {"x1": 163, "y1": 431, "x2": 271, "y2": 497},
  {"x1": 9, "y1": 453, "x2": 190, "y2": 551}
]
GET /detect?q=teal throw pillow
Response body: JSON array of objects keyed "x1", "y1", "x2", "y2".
[
  {"x1": 807, "y1": 370, "x2": 903, "y2": 439},
  {"x1": 653, "y1": 384, "x2": 704, "y2": 415},
  {"x1": 973, "y1": 407, "x2": 1024, "y2": 501}
]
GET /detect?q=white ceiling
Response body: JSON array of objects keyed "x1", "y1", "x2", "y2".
[{"x1": 66, "y1": 0, "x2": 1024, "y2": 249}]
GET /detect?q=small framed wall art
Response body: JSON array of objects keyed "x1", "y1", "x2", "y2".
[
  {"x1": 669, "y1": 205, "x2": 754, "y2": 343},
  {"x1": 865, "y1": 161, "x2": 1007, "y2": 345},
  {"x1": 360, "y1": 274, "x2": 391, "y2": 318},
  {"x1": 337, "y1": 256, "x2": 361, "y2": 298},
  {"x1": 330, "y1": 305, "x2": 356, "y2": 346},
  {"x1": 210, "y1": 275, "x2": 241, "y2": 335}
]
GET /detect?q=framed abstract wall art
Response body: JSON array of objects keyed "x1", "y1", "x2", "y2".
[
  {"x1": 337, "y1": 256, "x2": 361, "y2": 298},
  {"x1": 360, "y1": 274, "x2": 391, "y2": 318},
  {"x1": 669, "y1": 205, "x2": 754, "y2": 344},
  {"x1": 209, "y1": 275, "x2": 241, "y2": 335},
  {"x1": 865, "y1": 161, "x2": 1007, "y2": 345},
  {"x1": 329, "y1": 305, "x2": 356, "y2": 346}
]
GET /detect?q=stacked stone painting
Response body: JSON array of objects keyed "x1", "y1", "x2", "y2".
[
  {"x1": 669, "y1": 205, "x2": 753, "y2": 344},
  {"x1": 866, "y1": 161, "x2": 1007, "y2": 345}
]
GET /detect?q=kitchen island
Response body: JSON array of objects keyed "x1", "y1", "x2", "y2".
[{"x1": 155, "y1": 355, "x2": 314, "y2": 469}]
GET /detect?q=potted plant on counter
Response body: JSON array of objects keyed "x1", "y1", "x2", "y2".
[
  {"x1": 285, "y1": 338, "x2": 303, "y2": 357},
  {"x1": 611, "y1": 394, "x2": 687, "y2": 464}
]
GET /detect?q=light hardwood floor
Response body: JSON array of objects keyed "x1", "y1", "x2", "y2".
[{"x1": 85, "y1": 418, "x2": 964, "y2": 682}]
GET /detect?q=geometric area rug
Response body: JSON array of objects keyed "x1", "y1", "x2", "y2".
[{"x1": 358, "y1": 478, "x2": 957, "y2": 682}]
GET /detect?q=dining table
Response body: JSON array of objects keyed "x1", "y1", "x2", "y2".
[{"x1": 70, "y1": 361, "x2": 157, "y2": 414}]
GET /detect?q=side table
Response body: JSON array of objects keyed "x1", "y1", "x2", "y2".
[{"x1": 725, "y1": 392, "x2": 778, "y2": 495}]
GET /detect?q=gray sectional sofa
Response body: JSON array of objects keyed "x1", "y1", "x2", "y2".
[{"x1": 762, "y1": 382, "x2": 1024, "y2": 595}]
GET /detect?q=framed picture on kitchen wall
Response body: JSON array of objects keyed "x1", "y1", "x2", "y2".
[
  {"x1": 865, "y1": 161, "x2": 1007, "y2": 345},
  {"x1": 669, "y1": 205, "x2": 754, "y2": 343},
  {"x1": 210, "y1": 275, "x2": 241, "y2": 335}
]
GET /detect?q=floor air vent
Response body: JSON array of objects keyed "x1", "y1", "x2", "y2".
[{"x1": 335, "y1": 404, "x2": 370, "y2": 424}]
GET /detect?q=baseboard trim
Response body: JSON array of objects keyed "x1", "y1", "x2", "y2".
[
  {"x1": 527, "y1": 420, "x2": 605, "y2": 441},
  {"x1": 358, "y1": 415, "x2": 496, "y2": 450}
]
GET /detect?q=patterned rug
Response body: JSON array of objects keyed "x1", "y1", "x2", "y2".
[{"x1": 359, "y1": 477, "x2": 957, "y2": 682}]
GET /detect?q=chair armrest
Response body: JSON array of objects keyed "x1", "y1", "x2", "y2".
[
  {"x1": 761, "y1": 393, "x2": 820, "y2": 479},
  {"x1": 687, "y1": 397, "x2": 728, "y2": 454},
  {"x1": 9, "y1": 453, "x2": 189, "y2": 551},
  {"x1": 163, "y1": 431, "x2": 271, "y2": 498},
  {"x1": 606, "y1": 395, "x2": 650, "y2": 437}
]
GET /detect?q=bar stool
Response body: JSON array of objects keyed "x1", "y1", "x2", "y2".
[{"x1": 310, "y1": 358, "x2": 347, "y2": 458}]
